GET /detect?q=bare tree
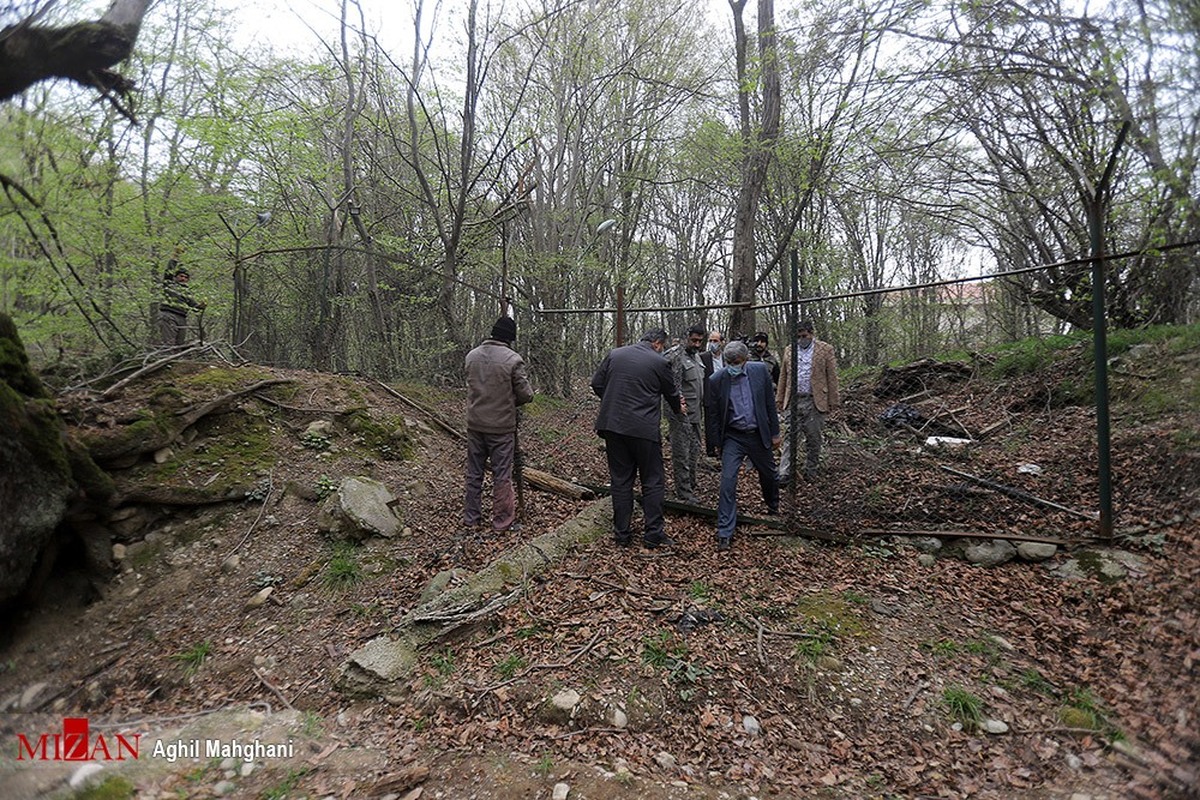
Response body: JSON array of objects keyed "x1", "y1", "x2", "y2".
[{"x1": 728, "y1": 0, "x2": 780, "y2": 338}]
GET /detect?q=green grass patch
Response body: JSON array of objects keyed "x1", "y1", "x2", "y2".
[
  {"x1": 262, "y1": 767, "x2": 311, "y2": 800},
  {"x1": 495, "y1": 654, "x2": 525, "y2": 679},
  {"x1": 941, "y1": 685, "x2": 983, "y2": 728},
  {"x1": 322, "y1": 542, "x2": 363, "y2": 590},
  {"x1": 1059, "y1": 687, "x2": 1122, "y2": 738},
  {"x1": 172, "y1": 640, "x2": 212, "y2": 677},
  {"x1": 69, "y1": 775, "x2": 135, "y2": 800}
]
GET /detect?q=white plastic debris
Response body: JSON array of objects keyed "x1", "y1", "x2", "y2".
[
  {"x1": 923, "y1": 436, "x2": 972, "y2": 451},
  {"x1": 1017, "y1": 463, "x2": 1044, "y2": 476}
]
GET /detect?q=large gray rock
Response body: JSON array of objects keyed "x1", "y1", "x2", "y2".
[
  {"x1": 964, "y1": 539, "x2": 1017, "y2": 567},
  {"x1": 1016, "y1": 541, "x2": 1058, "y2": 561},
  {"x1": 317, "y1": 477, "x2": 401, "y2": 540}
]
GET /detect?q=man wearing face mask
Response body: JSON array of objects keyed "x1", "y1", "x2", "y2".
[
  {"x1": 663, "y1": 324, "x2": 708, "y2": 503},
  {"x1": 699, "y1": 330, "x2": 726, "y2": 379},
  {"x1": 776, "y1": 320, "x2": 840, "y2": 485},
  {"x1": 705, "y1": 340, "x2": 781, "y2": 551}
]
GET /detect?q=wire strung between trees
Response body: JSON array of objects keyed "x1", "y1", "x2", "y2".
[{"x1": 531, "y1": 238, "x2": 1200, "y2": 316}]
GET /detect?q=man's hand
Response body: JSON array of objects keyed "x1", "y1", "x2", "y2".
[
  {"x1": 771, "y1": 434, "x2": 782, "y2": 449},
  {"x1": 679, "y1": 396, "x2": 688, "y2": 414}
]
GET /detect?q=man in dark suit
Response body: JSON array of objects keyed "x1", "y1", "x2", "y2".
[
  {"x1": 591, "y1": 329, "x2": 685, "y2": 549},
  {"x1": 705, "y1": 340, "x2": 781, "y2": 551}
]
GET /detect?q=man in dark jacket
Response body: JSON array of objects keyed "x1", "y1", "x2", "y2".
[
  {"x1": 705, "y1": 340, "x2": 780, "y2": 551},
  {"x1": 464, "y1": 316, "x2": 534, "y2": 533},
  {"x1": 591, "y1": 329, "x2": 685, "y2": 548}
]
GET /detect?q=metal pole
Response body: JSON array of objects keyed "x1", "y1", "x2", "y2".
[
  {"x1": 787, "y1": 249, "x2": 799, "y2": 490},
  {"x1": 616, "y1": 284, "x2": 626, "y2": 347},
  {"x1": 1090, "y1": 122, "x2": 1128, "y2": 540}
]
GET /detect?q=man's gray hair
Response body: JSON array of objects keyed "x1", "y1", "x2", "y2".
[
  {"x1": 724, "y1": 340, "x2": 749, "y2": 364},
  {"x1": 640, "y1": 329, "x2": 668, "y2": 345}
]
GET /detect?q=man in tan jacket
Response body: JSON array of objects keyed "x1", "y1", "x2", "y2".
[{"x1": 776, "y1": 320, "x2": 840, "y2": 484}]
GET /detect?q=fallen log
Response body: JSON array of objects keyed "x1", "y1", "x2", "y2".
[
  {"x1": 523, "y1": 467, "x2": 594, "y2": 500},
  {"x1": 370, "y1": 379, "x2": 465, "y2": 442},
  {"x1": 938, "y1": 465, "x2": 1098, "y2": 521}
]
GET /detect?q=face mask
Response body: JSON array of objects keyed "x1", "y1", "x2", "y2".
[
  {"x1": 707, "y1": 342, "x2": 721, "y2": 353},
  {"x1": 797, "y1": 337, "x2": 813, "y2": 350},
  {"x1": 726, "y1": 365, "x2": 744, "y2": 377}
]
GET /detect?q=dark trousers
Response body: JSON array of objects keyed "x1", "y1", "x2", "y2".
[
  {"x1": 464, "y1": 430, "x2": 517, "y2": 531},
  {"x1": 717, "y1": 429, "x2": 779, "y2": 540},
  {"x1": 602, "y1": 433, "x2": 666, "y2": 541}
]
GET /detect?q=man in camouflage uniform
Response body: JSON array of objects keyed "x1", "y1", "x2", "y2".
[
  {"x1": 159, "y1": 256, "x2": 205, "y2": 347},
  {"x1": 664, "y1": 323, "x2": 707, "y2": 504}
]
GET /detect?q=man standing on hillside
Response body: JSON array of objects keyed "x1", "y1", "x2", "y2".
[
  {"x1": 776, "y1": 320, "x2": 840, "y2": 485},
  {"x1": 706, "y1": 340, "x2": 781, "y2": 551},
  {"x1": 591, "y1": 329, "x2": 685, "y2": 548},
  {"x1": 664, "y1": 324, "x2": 707, "y2": 503},
  {"x1": 158, "y1": 251, "x2": 205, "y2": 347},
  {"x1": 464, "y1": 316, "x2": 534, "y2": 534}
]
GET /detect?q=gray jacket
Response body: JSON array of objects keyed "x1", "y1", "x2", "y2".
[
  {"x1": 465, "y1": 339, "x2": 533, "y2": 434},
  {"x1": 591, "y1": 341, "x2": 681, "y2": 441}
]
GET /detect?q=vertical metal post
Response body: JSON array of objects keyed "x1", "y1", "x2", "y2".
[
  {"x1": 1089, "y1": 201, "x2": 1114, "y2": 540},
  {"x1": 787, "y1": 249, "x2": 799, "y2": 489},
  {"x1": 1090, "y1": 122, "x2": 1128, "y2": 540},
  {"x1": 616, "y1": 284, "x2": 626, "y2": 347}
]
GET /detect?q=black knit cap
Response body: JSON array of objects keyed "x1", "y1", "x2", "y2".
[{"x1": 491, "y1": 316, "x2": 517, "y2": 343}]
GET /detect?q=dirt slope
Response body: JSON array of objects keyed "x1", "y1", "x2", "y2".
[{"x1": 1, "y1": 338, "x2": 1198, "y2": 800}]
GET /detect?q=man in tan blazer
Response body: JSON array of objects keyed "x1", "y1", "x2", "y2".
[{"x1": 776, "y1": 320, "x2": 840, "y2": 484}]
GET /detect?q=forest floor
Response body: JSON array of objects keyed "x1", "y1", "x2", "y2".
[{"x1": 1, "y1": 330, "x2": 1199, "y2": 800}]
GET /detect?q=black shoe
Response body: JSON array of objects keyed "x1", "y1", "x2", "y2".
[
  {"x1": 777, "y1": 475, "x2": 792, "y2": 488},
  {"x1": 766, "y1": 507, "x2": 780, "y2": 517},
  {"x1": 494, "y1": 523, "x2": 523, "y2": 533},
  {"x1": 677, "y1": 492, "x2": 700, "y2": 505},
  {"x1": 643, "y1": 535, "x2": 675, "y2": 549},
  {"x1": 615, "y1": 533, "x2": 633, "y2": 547},
  {"x1": 717, "y1": 538, "x2": 732, "y2": 552}
]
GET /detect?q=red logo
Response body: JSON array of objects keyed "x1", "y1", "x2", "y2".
[{"x1": 16, "y1": 718, "x2": 140, "y2": 761}]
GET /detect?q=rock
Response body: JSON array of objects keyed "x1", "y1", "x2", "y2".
[
  {"x1": 917, "y1": 553, "x2": 937, "y2": 567},
  {"x1": 552, "y1": 783, "x2": 570, "y2": 800},
  {"x1": 742, "y1": 714, "x2": 761, "y2": 735},
  {"x1": 964, "y1": 539, "x2": 1017, "y2": 567},
  {"x1": 418, "y1": 569, "x2": 464, "y2": 604},
  {"x1": 551, "y1": 689, "x2": 581, "y2": 714},
  {"x1": 1051, "y1": 548, "x2": 1147, "y2": 582},
  {"x1": 654, "y1": 752, "x2": 677, "y2": 770},
  {"x1": 609, "y1": 707, "x2": 628, "y2": 729},
  {"x1": 222, "y1": 554, "x2": 242, "y2": 573},
  {"x1": 19, "y1": 682, "x2": 47, "y2": 710},
  {"x1": 909, "y1": 537, "x2": 943, "y2": 553},
  {"x1": 983, "y1": 719, "x2": 1009, "y2": 734},
  {"x1": 305, "y1": 420, "x2": 335, "y2": 437},
  {"x1": 153, "y1": 447, "x2": 173, "y2": 464},
  {"x1": 112, "y1": 543, "x2": 127, "y2": 561},
  {"x1": 317, "y1": 477, "x2": 401, "y2": 540},
  {"x1": 1016, "y1": 542, "x2": 1058, "y2": 561},
  {"x1": 69, "y1": 763, "x2": 105, "y2": 788},
  {"x1": 213, "y1": 780, "x2": 237, "y2": 796},
  {"x1": 246, "y1": 587, "x2": 274, "y2": 608}
]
